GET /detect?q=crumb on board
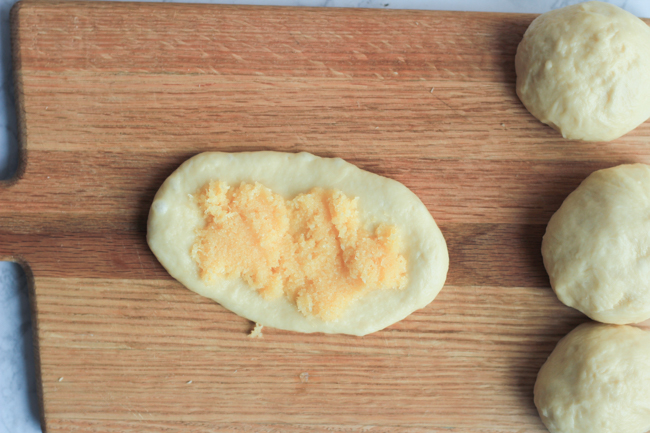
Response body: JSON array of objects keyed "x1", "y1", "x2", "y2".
[
  {"x1": 249, "y1": 322, "x2": 264, "y2": 339},
  {"x1": 299, "y1": 372, "x2": 309, "y2": 383},
  {"x1": 58, "y1": 377, "x2": 63, "y2": 382},
  {"x1": 186, "y1": 380, "x2": 193, "y2": 384}
]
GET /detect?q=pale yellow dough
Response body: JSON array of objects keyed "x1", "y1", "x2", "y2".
[
  {"x1": 534, "y1": 323, "x2": 650, "y2": 433},
  {"x1": 515, "y1": 1, "x2": 650, "y2": 142},
  {"x1": 147, "y1": 151, "x2": 449, "y2": 336},
  {"x1": 542, "y1": 164, "x2": 650, "y2": 324}
]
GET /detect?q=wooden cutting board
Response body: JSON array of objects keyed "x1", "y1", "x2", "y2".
[{"x1": 4, "y1": 1, "x2": 650, "y2": 431}]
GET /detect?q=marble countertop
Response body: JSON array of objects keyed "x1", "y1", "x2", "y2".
[{"x1": 1, "y1": 0, "x2": 649, "y2": 431}]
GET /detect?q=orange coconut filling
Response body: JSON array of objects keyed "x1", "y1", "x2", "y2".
[{"x1": 190, "y1": 181, "x2": 407, "y2": 321}]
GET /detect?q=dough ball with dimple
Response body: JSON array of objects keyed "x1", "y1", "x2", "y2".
[
  {"x1": 515, "y1": 1, "x2": 650, "y2": 142},
  {"x1": 542, "y1": 164, "x2": 650, "y2": 324},
  {"x1": 534, "y1": 322, "x2": 650, "y2": 433}
]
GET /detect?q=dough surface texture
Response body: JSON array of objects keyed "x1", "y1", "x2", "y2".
[
  {"x1": 534, "y1": 322, "x2": 650, "y2": 433},
  {"x1": 542, "y1": 164, "x2": 650, "y2": 324},
  {"x1": 515, "y1": 1, "x2": 650, "y2": 142},
  {"x1": 147, "y1": 151, "x2": 449, "y2": 336}
]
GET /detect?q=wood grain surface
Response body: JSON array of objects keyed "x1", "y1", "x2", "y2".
[{"x1": 3, "y1": 1, "x2": 650, "y2": 431}]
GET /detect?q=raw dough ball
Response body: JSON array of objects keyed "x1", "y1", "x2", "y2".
[
  {"x1": 515, "y1": 1, "x2": 650, "y2": 142},
  {"x1": 534, "y1": 322, "x2": 650, "y2": 433},
  {"x1": 542, "y1": 164, "x2": 650, "y2": 324}
]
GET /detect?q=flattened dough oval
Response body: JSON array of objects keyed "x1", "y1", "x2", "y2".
[{"x1": 147, "y1": 151, "x2": 449, "y2": 336}]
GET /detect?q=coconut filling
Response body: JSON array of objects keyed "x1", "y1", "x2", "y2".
[{"x1": 190, "y1": 181, "x2": 408, "y2": 321}]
